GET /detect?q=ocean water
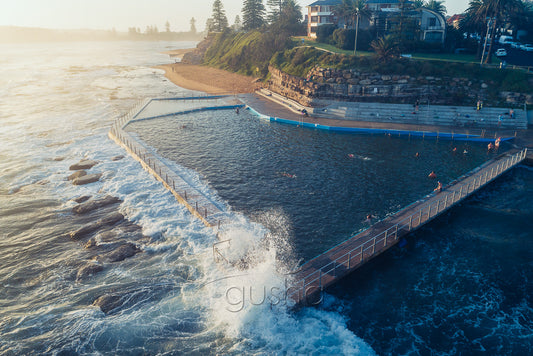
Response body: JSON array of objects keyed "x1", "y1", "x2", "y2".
[
  {"x1": 0, "y1": 40, "x2": 532, "y2": 356},
  {"x1": 0, "y1": 41, "x2": 373, "y2": 355}
]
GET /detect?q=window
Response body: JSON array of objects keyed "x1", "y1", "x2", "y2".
[
  {"x1": 429, "y1": 18, "x2": 436, "y2": 27},
  {"x1": 310, "y1": 26, "x2": 317, "y2": 33},
  {"x1": 311, "y1": 16, "x2": 318, "y2": 22},
  {"x1": 311, "y1": 6, "x2": 319, "y2": 12}
]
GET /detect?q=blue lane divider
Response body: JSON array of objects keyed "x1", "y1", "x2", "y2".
[{"x1": 248, "y1": 108, "x2": 514, "y2": 143}]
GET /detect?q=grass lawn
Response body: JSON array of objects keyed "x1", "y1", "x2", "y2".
[
  {"x1": 292, "y1": 37, "x2": 373, "y2": 57},
  {"x1": 292, "y1": 37, "x2": 480, "y2": 64},
  {"x1": 409, "y1": 52, "x2": 478, "y2": 63}
]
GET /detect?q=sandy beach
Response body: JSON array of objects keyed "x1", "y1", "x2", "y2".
[{"x1": 156, "y1": 63, "x2": 261, "y2": 95}]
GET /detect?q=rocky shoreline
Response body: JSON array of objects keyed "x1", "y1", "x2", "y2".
[{"x1": 65, "y1": 157, "x2": 147, "y2": 314}]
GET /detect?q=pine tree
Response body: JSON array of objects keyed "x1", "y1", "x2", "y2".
[
  {"x1": 233, "y1": 15, "x2": 242, "y2": 31},
  {"x1": 190, "y1": 17, "x2": 197, "y2": 33},
  {"x1": 165, "y1": 21, "x2": 171, "y2": 32},
  {"x1": 266, "y1": 0, "x2": 283, "y2": 23},
  {"x1": 209, "y1": 0, "x2": 229, "y2": 32},
  {"x1": 242, "y1": 0, "x2": 266, "y2": 30}
]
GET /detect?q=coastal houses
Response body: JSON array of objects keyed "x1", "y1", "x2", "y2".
[{"x1": 306, "y1": 0, "x2": 446, "y2": 43}]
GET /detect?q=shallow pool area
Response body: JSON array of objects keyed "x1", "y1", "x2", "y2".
[{"x1": 126, "y1": 106, "x2": 497, "y2": 261}]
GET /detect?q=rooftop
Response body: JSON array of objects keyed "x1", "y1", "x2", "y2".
[{"x1": 308, "y1": 0, "x2": 409, "y2": 6}]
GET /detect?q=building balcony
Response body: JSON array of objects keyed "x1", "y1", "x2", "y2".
[
  {"x1": 309, "y1": 11, "x2": 333, "y2": 16},
  {"x1": 422, "y1": 25, "x2": 445, "y2": 31}
]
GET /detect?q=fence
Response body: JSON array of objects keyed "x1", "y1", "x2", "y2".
[
  {"x1": 109, "y1": 96, "x2": 237, "y2": 228},
  {"x1": 289, "y1": 148, "x2": 528, "y2": 304}
]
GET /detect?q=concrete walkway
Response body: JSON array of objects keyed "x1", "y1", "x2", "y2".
[{"x1": 239, "y1": 93, "x2": 524, "y2": 141}]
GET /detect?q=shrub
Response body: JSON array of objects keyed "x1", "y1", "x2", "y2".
[
  {"x1": 501, "y1": 71, "x2": 530, "y2": 92},
  {"x1": 332, "y1": 29, "x2": 355, "y2": 50},
  {"x1": 316, "y1": 24, "x2": 337, "y2": 44}
]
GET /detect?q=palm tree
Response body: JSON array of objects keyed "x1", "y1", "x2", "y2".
[
  {"x1": 424, "y1": 0, "x2": 447, "y2": 16},
  {"x1": 412, "y1": 0, "x2": 424, "y2": 8},
  {"x1": 334, "y1": 0, "x2": 371, "y2": 55},
  {"x1": 465, "y1": 0, "x2": 524, "y2": 63},
  {"x1": 370, "y1": 35, "x2": 400, "y2": 62}
]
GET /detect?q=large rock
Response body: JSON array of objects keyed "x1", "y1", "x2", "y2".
[
  {"x1": 84, "y1": 230, "x2": 120, "y2": 248},
  {"x1": 73, "y1": 195, "x2": 121, "y2": 214},
  {"x1": 73, "y1": 195, "x2": 91, "y2": 204},
  {"x1": 69, "y1": 212, "x2": 125, "y2": 240},
  {"x1": 69, "y1": 159, "x2": 98, "y2": 171},
  {"x1": 68, "y1": 170, "x2": 87, "y2": 181},
  {"x1": 92, "y1": 294, "x2": 124, "y2": 314},
  {"x1": 76, "y1": 262, "x2": 104, "y2": 282},
  {"x1": 105, "y1": 243, "x2": 140, "y2": 262},
  {"x1": 72, "y1": 173, "x2": 102, "y2": 185}
]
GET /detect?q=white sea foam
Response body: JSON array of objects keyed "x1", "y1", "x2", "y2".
[{"x1": 0, "y1": 41, "x2": 375, "y2": 355}]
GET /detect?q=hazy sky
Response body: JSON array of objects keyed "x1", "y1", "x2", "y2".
[{"x1": 1, "y1": 0, "x2": 469, "y2": 33}]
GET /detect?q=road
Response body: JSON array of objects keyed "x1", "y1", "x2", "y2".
[{"x1": 492, "y1": 44, "x2": 533, "y2": 67}]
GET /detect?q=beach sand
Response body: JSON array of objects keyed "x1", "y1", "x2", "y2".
[{"x1": 156, "y1": 63, "x2": 261, "y2": 94}]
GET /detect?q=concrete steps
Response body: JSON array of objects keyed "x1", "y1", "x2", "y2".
[
  {"x1": 258, "y1": 88, "x2": 528, "y2": 130},
  {"x1": 314, "y1": 102, "x2": 527, "y2": 130}
]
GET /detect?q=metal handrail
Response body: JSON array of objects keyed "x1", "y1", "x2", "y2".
[
  {"x1": 110, "y1": 96, "x2": 236, "y2": 229},
  {"x1": 290, "y1": 148, "x2": 527, "y2": 301}
]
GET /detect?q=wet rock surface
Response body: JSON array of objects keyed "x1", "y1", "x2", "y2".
[
  {"x1": 92, "y1": 294, "x2": 123, "y2": 314},
  {"x1": 72, "y1": 173, "x2": 102, "y2": 185},
  {"x1": 103, "y1": 242, "x2": 141, "y2": 262},
  {"x1": 73, "y1": 195, "x2": 91, "y2": 204},
  {"x1": 69, "y1": 159, "x2": 98, "y2": 170},
  {"x1": 111, "y1": 155, "x2": 124, "y2": 161},
  {"x1": 73, "y1": 195, "x2": 121, "y2": 214},
  {"x1": 68, "y1": 170, "x2": 87, "y2": 181},
  {"x1": 69, "y1": 212, "x2": 124, "y2": 240},
  {"x1": 76, "y1": 262, "x2": 104, "y2": 282}
]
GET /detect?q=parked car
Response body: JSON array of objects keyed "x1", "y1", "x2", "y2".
[
  {"x1": 499, "y1": 35, "x2": 513, "y2": 45},
  {"x1": 495, "y1": 48, "x2": 507, "y2": 56},
  {"x1": 520, "y1": 44, "x2": 533, "y2": 51},
  {"x1": 511, "y1": 42, "x2": 522, "y2": 49}
]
